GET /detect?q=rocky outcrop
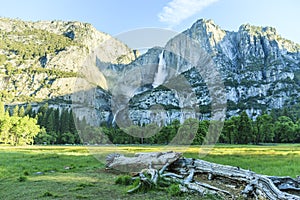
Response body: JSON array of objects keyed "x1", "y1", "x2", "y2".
[
  {"x1": 1, "y1": 18, "x2": 300, "y2": 125},
  {"x1": 0, "y1": 18, "x2": 136, "y2": 125},
  {"x1": 117, "y1": 19, "x2": 300, "y2": 124}
]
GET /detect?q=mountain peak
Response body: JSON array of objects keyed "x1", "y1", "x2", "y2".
[
  {"x1": 239, "y1": 23, "x2": 277, "y2": 36},
  {"x1": 194, "y1": 18, "x2": 216, "y2": 25},
  {"x1": 191, "y1": 18, "x2": 221, "y2": 32},
  {"x1": 237, "y1": 23, "x2": 299, "y2": 52}
]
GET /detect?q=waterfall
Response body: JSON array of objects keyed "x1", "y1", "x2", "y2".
[
  {"x1": 112, "y1": 108, "x2": 121, "y2": 125},
  {"x1": 152, "y1": 50, "x2": 167, "y2": 88}
]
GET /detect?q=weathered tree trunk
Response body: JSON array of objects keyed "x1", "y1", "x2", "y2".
[
  {"x1": 106, "y1": 151, "x2": 182, "y2": 172},
  {"x1": 106, "y1": 152, "x2": 300, "y2": 200}
]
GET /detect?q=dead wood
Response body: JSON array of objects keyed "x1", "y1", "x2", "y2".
[{"x1": 106, "y1": 151, "x2": 300, "y2": 199}]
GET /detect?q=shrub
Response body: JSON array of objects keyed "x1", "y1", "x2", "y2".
[
  {"x1": 17, "y1": 176, "x2": 27, "y2": 182},
  {"x1": 23, "y1": 171, "x2": 29, "y2": 176},
  {"x1": 167, "y1": 184, "x2": 182, "y2": 197},
  {"x1": 42, "y1": 191, "x2": 53, "y2": 197},
  {"x1": 115, "y1": 175, "x2": 133, "y2": 186}
]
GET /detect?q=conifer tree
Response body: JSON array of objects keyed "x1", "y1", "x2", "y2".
[
  {"x1": 12, "y1": 105, "x2": 19, "y2": 116},
  {"x1": 60, "y1": 109, "x2": 70, "y2": 134},
  {"x1": 54, "y1": 108, "x2": 60, "y2": 133},
  {"x1": 69, "y1": 110, "x2": 77, "y2": 134},
  {"x1": 18, "y1": 106, "x2": 25, "y2": 117},
  {"x1": 46, "y1": 109, "x2": 55, "y2": 132},
  {"x1": 237, "y1": 111, "x2": 253, "y2": 144},
  {"x1": 0, "y1": 102, "x2": 5, "y2": 118},
  {"x1": 25, "y1": 104, "x2": 33, "y2": 117}
]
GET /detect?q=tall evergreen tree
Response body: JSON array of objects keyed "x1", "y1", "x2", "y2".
[
  {"x1": 46, "y1": 109, "x2": 55, "y2": 132},
  {"x1": 18, "y1": 106, "x2": 25, "y2": 117},
  {"x1": 193, "y1": 120, "x2": 209, "y2": 144},
  {"x1": 54, "y1": 108, "x2": 60, "y2": 133},
  {"x1": 12, "y1": 105, "x2": 19, "y2": 116},
  {"x1": 60, "y1": 109, "x2": 70, "y2": 134},
  {"x1": 0, "y1": 102, "x2": 5, "y2": 117},
  {"x1": 37, "y1": 103, "x2": 48, "y2": 127},
  {"x1": 69, "y1": 110, "x2": 77, "y2": 134},
  {"x1": 254, "y1": 114, "x2": 274, "y2": 144},
  {"x1": 237, "y1": 111, "x2": 253, "y2": 144},
  {"x1": 25, "y1": 104, "x2": 33, "y2": 117},
  {"x1": 221, "y1": 116, "x2": 239, "y2": 144}
]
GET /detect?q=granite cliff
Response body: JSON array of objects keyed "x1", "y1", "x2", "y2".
[{"x1": 1, "y1": 18, "x2": 299, "y2": 126}]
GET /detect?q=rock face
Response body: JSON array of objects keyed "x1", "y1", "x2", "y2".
[
  {"x1": 114, "y1": 19, "x2": 300, "y2": 124},
  {"x1": 0, "y1": 18, "x2": 136, "y2": 125},
  {"x1": 1, "y1": 18, "x2": 300, "y2": 125},
  {"x1": 182, "y1": 19, "x2": 300, "y2": 118}
]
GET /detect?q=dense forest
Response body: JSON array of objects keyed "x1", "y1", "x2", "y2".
[
  {"x1": 0, "y1": 102, "x2": 299, "y2": 145},
  {"x1": 100, "y1": 110, "x2": 300, "y2": 145}
]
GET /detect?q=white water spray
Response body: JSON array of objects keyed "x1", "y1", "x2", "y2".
[
  {"x1": 112, "y1": 108, "x2": 121, "y2": 125},
  {"x1": 152, "y1": 50, "x2": 167, "y2": 88}
]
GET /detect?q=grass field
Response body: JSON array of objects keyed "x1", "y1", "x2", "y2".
[{"x1": 0, "y1": 144, "x2": 299, "y2": 199}]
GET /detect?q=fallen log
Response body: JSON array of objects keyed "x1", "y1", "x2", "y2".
[
  {"x1": 106, "y1": 151, "x2": 182, "y2": 172},
  {"x1": 268, "y1": 176, "x2": 300, "y2": 191},
  {"x1": 106, "y1": 151, "x2": 300, "y2": 199}
]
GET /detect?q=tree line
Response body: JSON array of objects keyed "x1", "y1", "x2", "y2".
[
  {"x1": 0, "y1": 101, "x2": 300, "y2": 145},
  {"x1": 0, "y1": 102, "x2": 80, "y2": 145},
  {"x1": 100, "y1": 111, "x2": 300, "y2": 145},
  {"x1": 0, "y1": 102, "x2": 40, "y2": 145},
  {"x1": 220, "y1": 111, "x2": 300, "y2": 144},
  {"x1": 25, "y1": 103, "x2": 80, "y2": 145}
]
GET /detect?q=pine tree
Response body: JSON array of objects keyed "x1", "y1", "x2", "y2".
[
  {"x1": 254, "y1": 114, "x2": 274, "y2": 144},
  {"x1": 37, "y1": 103, "x2": 48, "y2": 127},
  {"x1": 25, "y1": 104, "x2": 33, "y2": 117},
  {"x1": 237, "y1": 111, "x2": 253, "y2": 144},
  {"x1": 193, "y1": 120, "x2": 209, "y2": 144},
  {"x1": 69, "y1": 110, "x2": 77, "y2": 134},
  {"x1": 0, "y1": 102, "x2": 5, "y2": 118},
  {"x1": 54, "y1": 108, "x2": 60, "y2": 133},
  {"x1": 12, "y1": 105, "x2": 19, "y2": 116},
  {"x1": 221, "y1": 116, "x2": 239, "y2": 144},
  {"x1": 46, "y1": 109, "x2": 55, "y2": 132},
  {"x1": 60, "y1": 109, "x2": 70, "y2": 134},
  {"x1": 18, "y1": 106, "x2": 25, "y2": 117}
]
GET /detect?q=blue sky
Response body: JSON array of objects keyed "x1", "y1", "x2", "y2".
[{"x1": 0, "y1": 0, "x2": 299, "y2": 44}]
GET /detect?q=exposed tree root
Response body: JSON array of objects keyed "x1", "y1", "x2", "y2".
[{"x1": 106, "y1": 152, "x2": 300, "y2": 199}]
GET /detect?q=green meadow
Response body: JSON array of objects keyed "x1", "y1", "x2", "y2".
[{"x1": 0, "y1": 144, "x2": 299, "y2": 199}]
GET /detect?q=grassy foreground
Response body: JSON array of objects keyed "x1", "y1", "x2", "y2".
[{"x1": 0, "y1": 144, "x2": 299, "y2": 199}]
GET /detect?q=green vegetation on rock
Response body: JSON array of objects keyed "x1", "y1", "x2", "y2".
[{"x1": 0, "y1": 28, "x2": 77, "y2": 60}]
